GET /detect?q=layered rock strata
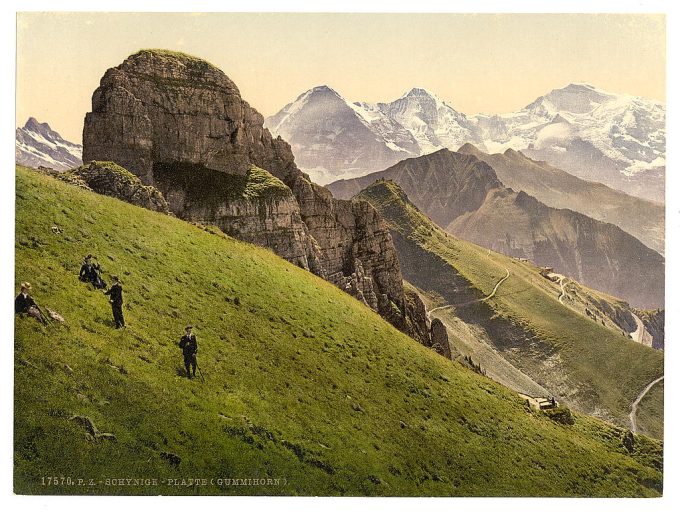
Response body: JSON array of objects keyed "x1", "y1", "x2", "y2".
[{"x1": 82, "y1": 49, "x2": 429, "y2": 344}]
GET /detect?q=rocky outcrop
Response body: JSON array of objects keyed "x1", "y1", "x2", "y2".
[
  {"x1": 83, "y1": 50, "x2": 299, "y2": 185},
  {"x1": 82, "y1": 49, "x2": 429, "y2": 344},
  {"x1": 429, "y1": 318, "x2": 452, "y2": 359},
  {"x1": 153, "y1": 163, "x2": 324, "y2": 273},
  {"x1": 73, "y1": 161, "x2": 169, "y2": 213},
  {"x1": 402, "y1": 287, "x2": 433, "y2": 351},
  {"x1": 41, "y1": 161, "x2": 169, "y2": 212},
  {"x1": 634, "y1": 309, "x2": 665, "y2": 350}
]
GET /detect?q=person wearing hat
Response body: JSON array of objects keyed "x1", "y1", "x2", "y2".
[
  {"x1": 178, "y1": 326, "x2": 198, "y2": 379},
  {"x1": 79, "y1": 254, "x2": 106, "y2": 289},
  {"x1": 104, "y1": 275, "x2": 125, "y2": 328},
  {"x1": 79, "y1": 255, "x2": 95, "y2": 282},
  {"x1": 15, "y1": 282, "x2": 45, "y2": 323}
]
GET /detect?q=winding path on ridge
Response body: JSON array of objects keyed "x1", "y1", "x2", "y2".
[
  {"x1": 558, "y1": 276, "x2": 568, "y2": 304},
  {"x1": 426, "y1": 268, "x2": 510, "y2": 319},
  {"x1": 629, "y1": 376, "x2": 664, "y2": 433}
]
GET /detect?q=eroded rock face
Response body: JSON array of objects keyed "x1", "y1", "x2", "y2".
[
  {"x1": 83, "y1": 51, "x2": 299, "y2": 184},
  {"x1": 429, "y1": 318, "x2": 452, "y2": 360},
  {"x1": 153, "y1": 164, "x2": 324, "y2": 273},
  {"x1": 635, "y1": 309, "x2": 665, "y2": 350},
  {"x1": 82, "y1": 50, "x2": 429, "y2": 344}
]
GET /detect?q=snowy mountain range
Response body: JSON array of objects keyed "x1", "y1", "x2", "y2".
[
  {"x1": 16, "y1": 118, "x2": 82, "y2": 171},
  {"x1": 265, "y1": 84, "x2": 665, "y2": 202},
  {"x1": 264, "y1": 86, "x2": 418, "y2": 183}
]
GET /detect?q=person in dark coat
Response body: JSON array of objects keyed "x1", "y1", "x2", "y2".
[
  {"x1": 104, "y1": 275, "x2": 125, "y2": 328},
  {"x1": 15, "y1": 282, "x2": 45, "y2": 323},
  {"x1": 179, "y1": 326, "x2": 198, "y2": 379},
  {"x1": 79, "y1": 255, "x2": 95, "y2": 282},
  {"x1": 79, "y1": 255, "x2": 106, "y2": 289}
]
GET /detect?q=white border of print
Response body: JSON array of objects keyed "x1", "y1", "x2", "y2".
[{"x1": 1, "y1": 1, "x2": 677, "y2": 512}]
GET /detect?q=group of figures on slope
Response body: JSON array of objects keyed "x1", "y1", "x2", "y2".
[{"x1": 15, "y1": 254, "x2": 201, "y2": 380}]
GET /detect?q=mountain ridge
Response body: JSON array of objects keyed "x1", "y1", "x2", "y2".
[
  {"x1": 355, "y1": 178, "x2": 663, "y2": 437},
  {"x1": 455, "y1": 143, "x2": 664, "y2": 255},
  {"x1": 328, "y1": 149, "x2": 664, "y2": 309},
  {"x1": 267, "y1": 83, "x2": 664, "y2": 201},
  {"x1": 16, "y1": 117, "x2": 83, "y2": 171}
]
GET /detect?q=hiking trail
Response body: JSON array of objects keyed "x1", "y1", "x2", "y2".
[
  {"x1": 629, "y1": 376, "x2": 664, "y2": 433},
  {"x1": 426, "y1": 268, "x2": 510, "y2": 319}
]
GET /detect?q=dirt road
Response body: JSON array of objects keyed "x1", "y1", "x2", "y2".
[{"x1": 558, "y1": 276, "x2": 568, "y2": 304}]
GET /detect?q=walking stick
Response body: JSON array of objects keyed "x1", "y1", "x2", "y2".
[
  {"x1": 196, "y1": 360, "x2": 206, "y2": 383},
  {"x1": 35, "y1": 305, "x2": 52, "y2": 325}
]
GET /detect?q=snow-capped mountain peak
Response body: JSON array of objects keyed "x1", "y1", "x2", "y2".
[
  {"x1": 400, "y1": 87, "x2": 439, "y2": 100},
  {"x1": 470, "y1": 83, "x2": 666, "y2": 201},
  {"x1": 263, "y1": 86, "x2": 421, "y2": 184},
  {"x1": 266, "y1": 83, "x2": 665, "y2": 202},
  {"x1": 16, "y1": 118, "x2": 82, "y2": 171},
  {"x1": 524, "y1": 82, "x2": 622, "y2": 118},
  {"x1": 265, "y1": 85, "x2": 345, "y2": 135},
  {"x1": 375, "y1": 87, "x2": 474, "y2": 154}
]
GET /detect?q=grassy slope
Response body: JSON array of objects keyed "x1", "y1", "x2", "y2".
[
  {"x1": 14, "y1": 167, "x2": 662, "y2": 496},
  {"x1": 636, "y1": 382, "x2": 664, "y2": 440},
  {"x1": 136, "y1": 49, "x2": 222, "y2": 71},
  {"x1": 356, "y1": 180, "x2": 664, "y2": 435}
]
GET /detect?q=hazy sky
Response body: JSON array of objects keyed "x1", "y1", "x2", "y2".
[{"x1": 16, "y1": 12, "x2": 665, "y2": 143}]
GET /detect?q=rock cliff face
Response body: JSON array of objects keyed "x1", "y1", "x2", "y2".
[
  {"x1": 153, "y1": 163, "x2": 324, "y2": 273},
  {"x1": 634, "y1": 309, "x2": 665, "y2": 350},
  {"x1": 83, "y1": 50, "x2": 298, "y2": 184},
  {"x1": 82, "y1": 49, "x2": 429, "y2": 344}
]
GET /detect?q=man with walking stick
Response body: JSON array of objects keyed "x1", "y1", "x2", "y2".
[{"x1": 179, "y1": 326, "x2": 199, "y2": 380}]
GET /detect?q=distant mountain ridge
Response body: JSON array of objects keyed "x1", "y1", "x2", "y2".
[
  {"x1": 456, "y1": 143, "x2": 664, "y2": 255},
  {"x1": 266, "y1": 84, "x2": 664, "y2": 201},
  {"x1": 473, "y1": 83, "x2": 665, "y2": 203},
  {"x1": 15, "y1": 117, "x2": 82, "y2": 171},
  {"x1": 328, "y1": 149, "x2": 664, "y2": 309}
]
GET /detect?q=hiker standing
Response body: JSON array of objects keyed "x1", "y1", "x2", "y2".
[
  {"x1": 15, "y1": 282, "x2": 45, "y2": 324},
  {"x1": 179, "y1": 326, "x2": 198, "y2": 379},
  {"x1": 104, "y1": 275, "x2": 125, "y2": 328}
]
